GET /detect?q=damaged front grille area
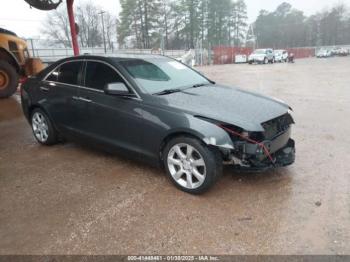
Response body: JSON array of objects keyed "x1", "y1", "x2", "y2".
[{"x1": 262, "y1": 113, "x2": 294, "y2": 140}]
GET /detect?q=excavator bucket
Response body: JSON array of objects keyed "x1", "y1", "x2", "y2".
[
  {"x1": 24, "y1": 58, "x2": 45, "y2": 76},
  {"x1": 24, "y1": 0, "x2": 62, "y2": 10}
]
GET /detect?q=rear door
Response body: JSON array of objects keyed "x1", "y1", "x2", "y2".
[{"x1": 42, "y1": 60, "x2": 84, "y2": 134}]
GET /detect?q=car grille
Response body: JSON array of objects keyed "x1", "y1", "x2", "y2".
[{"x1": 262, "y1": 113, "x2": 294, "y2": 140}]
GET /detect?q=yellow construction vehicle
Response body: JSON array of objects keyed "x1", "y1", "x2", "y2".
[{"x1": 0, "y1": 28, "x2": 44, "y2": 98}]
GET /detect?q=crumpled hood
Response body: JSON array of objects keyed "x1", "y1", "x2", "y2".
[{"x1": 160, "y1": 85, "x2": 290, "y2": 131}]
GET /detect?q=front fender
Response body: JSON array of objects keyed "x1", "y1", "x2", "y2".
[{"x1": 163, "y1": 115, "x2": 234, "y2": 150}]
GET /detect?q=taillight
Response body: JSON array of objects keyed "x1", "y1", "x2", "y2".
[{"x1": 19, "y1": 77, "x2": 29, "y2": 96}]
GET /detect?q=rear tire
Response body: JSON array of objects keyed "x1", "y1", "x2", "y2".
[
  {"x1": 0, "y1": 61, "x2": 19, "y2": 98},
  {"x1": 264, "y1": 57, "x2": 268, "y2": 64},
  {"x1": 163, "y1": 136, "x2": 222, "y2": 194},
  {"x1": 31, "y1": 108, "x2": 59, "y2": 146}
]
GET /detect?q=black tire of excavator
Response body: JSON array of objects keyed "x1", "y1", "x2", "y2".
[{"x1": 0, "y1": 60, "x2": 19, "y2": 98}]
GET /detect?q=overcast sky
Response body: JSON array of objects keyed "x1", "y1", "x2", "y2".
[{"x1": 0, "y1": 0, "x2": 346, "y2": 39}]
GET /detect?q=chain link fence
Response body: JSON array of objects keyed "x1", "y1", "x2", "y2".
[
  {"x1": 25, "y1": 39, "x2": 188, "y2": 64},
  {"x1": 212, "y1": 45, "x2": 350, "y2": 65}
]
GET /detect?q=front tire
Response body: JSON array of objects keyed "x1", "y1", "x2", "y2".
[
  {"x1": 163, "y1": 136, "x2": 222, "y2": 194},
  {"x1": 0, "y1": 61, "x2": 19, "y2": 98},
  {"x1": 31, "y1": 108, "x2": 58, "y2": 145}
]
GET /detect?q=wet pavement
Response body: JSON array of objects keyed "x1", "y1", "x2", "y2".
[{"x1": 1, "y1": 57, "x2": 350, "y2": 255}]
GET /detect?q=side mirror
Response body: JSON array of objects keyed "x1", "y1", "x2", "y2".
[{"x1": 104, "y1": 82, "x2": 130, "y2": 96}]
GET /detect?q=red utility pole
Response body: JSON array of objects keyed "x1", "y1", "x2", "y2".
[{"x1": 66, "y1": 0, "x2": 79, "y2": 56}]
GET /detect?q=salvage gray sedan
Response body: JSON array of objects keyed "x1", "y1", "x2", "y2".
[{"x1": 21, "y1": 54, "x2": 295, "y2": 194}]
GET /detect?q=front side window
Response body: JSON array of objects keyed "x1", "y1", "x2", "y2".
[
  {"x1": 85, "y1": 61, "x2": 124, "y2": 90},
  {"x1": 119, "y1": 58, "x2": 209, "y2": 94},
  {"x1": 57, "y1": 61, "x2": 83, "y2": 85}
]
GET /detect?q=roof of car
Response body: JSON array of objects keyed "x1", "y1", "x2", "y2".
[{"x1": 73, "y1": 53, "x2": 168, "y2": 61}]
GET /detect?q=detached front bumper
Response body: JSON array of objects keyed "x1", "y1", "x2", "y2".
[
  {"x1": 247, "y1": 138, "x2": 295, "y2": 170},
  {"x1": 226, "y1": 127, "x2": 295, "y2": 171}
]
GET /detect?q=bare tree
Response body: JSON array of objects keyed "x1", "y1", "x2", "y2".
[
  {"x1": 76, "y1": 3, "x2": 102, "y2": 48},
  {"x1": 41, "y1": 2, "x2": 117, "y2": 48},
  {"x1": 104, "y1": 12, "x2": 118, "y2": 50},
  {"x1": 41, "y1": 7, "x2": 72, "y2": 47}
]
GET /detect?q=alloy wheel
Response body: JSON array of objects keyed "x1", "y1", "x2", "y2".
[
  {"x1": 32, "y1": 112, "x2": 49, "y2": 143},
  {"x1": 167, "y1": 143, "x2": 206, "y2": 189}
]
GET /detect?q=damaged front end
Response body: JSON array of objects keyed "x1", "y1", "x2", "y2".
[{"x1": 218, "y1": 113, "x2": 296, "y2": 171}]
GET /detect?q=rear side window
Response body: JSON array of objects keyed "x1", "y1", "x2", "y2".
[
  {"x1": 84, "y1": 61, "x2": 124, "y2": 90},
  {"x1": 57, "y1": 61, "x2": 83, "y2": 85}
]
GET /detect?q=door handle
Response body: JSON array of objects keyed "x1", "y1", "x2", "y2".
[
  {"x1": 78, "y1": 97, "x2": 92, "y2": 103},
  {"x1": 40, "y1": 86, "x2": 49, "y2": 92},
  {"x1": 72, "y1": 96, "x2": 92, "y2": 103}
]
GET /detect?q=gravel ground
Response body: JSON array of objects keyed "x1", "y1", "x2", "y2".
[{"x1": 0, "y1": 57, "x2": 350, "y2": 255}]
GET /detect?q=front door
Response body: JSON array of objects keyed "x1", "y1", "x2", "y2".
[{"x1": 76, "y1": 61, "x2": 149, "y2": 157}]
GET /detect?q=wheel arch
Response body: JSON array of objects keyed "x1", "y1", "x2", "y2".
[
  {"x1": 27, "y1": 104, "x2": 59, "y2": 134},
  {"x1": 159, "y1": 124, "x2": 233, "y2": 163},
  {"x1": 159, "y1": 130, "x2": 204, "y2": 162},
  {"x1": 28, "y1": 104, "x2": 48, "y2": 122}
]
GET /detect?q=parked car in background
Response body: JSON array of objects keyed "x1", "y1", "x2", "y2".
[
  {"x1": 234, "y1": 54, "x2": 247, "y2": 64},
  {"x1": 21, "y1": 54, "x2": 295, "y2": 194},
  {"x1": 331, "y1": 47, "x2": 349, "y2": 56},
  {"x1": 338, "y1": 48, "x2": 349, "y2": 56},
  {"x1": 274, "y1": 50, "x2": 288, "y2": 62},
  {"x1": 316, "y1": 49, "x2": 332, "y2": 58},
  {"x1": 248, "y1": 49, "x2": 275, "y2": 64}
]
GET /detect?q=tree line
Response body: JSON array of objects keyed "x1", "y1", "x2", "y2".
[
  {"x1": 118, "y1": 0, "x2": 248, "y2": 49},
  {"x1": 41, "y1": 1, "x2": 350, "y2": 50},
  {"x1": 254, "y1": 2, "x2": 350, "y2": 48}
]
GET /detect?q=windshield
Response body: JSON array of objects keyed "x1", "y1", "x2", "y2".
[
  {"x1": 119, "y1": 58, "x2": 210, "y2": 94},
  {"x1": 253, "y1": 49, "x2": 266, "y2": 54},
  {"x1": 275, "y1": 50, "x2": 283, "y2": 54}
]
